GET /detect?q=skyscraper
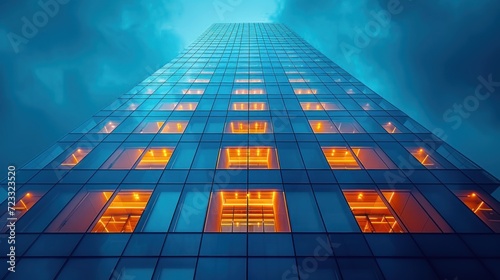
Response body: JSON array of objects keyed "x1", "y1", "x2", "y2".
[{"x1": 1, "y1": 23, "x2": 500, "y2": 279}]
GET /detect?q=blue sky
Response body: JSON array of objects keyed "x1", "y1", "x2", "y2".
[{"x1": 1, "y1": 0, "x2": 499, "y2": 178}]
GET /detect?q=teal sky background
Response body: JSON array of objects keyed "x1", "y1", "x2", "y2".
[{"x1": 1, "y1": 0, "x2": 499, "y2": 178}]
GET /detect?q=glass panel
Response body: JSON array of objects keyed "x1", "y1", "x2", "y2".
[
  {"x1": 382, "y1": 191, "x2": 442, "y2": 233},
  {"x1": 47, "y1": 191, "x2": 112, "y2": 232},
  {"x1": 204, "y1": 190, "x2": 290, "y2": 232},
  {"x1": 154, "y1": 258, "x2": 196, "y2": 280},
  {"x1": 230, "y1": 101, "x2": 268, "y2": 111},
  {"x1": 92, "y1": 191, "x2": 152, "y2": 233},
  {"x1": 161, "y1": 121, "x2": 189, "y2": 133},
  {"x1": 381, "y1": 121, "x2": 401, "y2": 133},
  {"x1": 183, "y1": 89, "x2": 204, "y2": 94},
  {"x1": 232, "y1": 88, "x2": 265, "y2": 94},
  {"x1": 156, "y1": 102, "x2": 178, "y2": 111},
  {"x1": 217, "y1": 147, "x2": 280, "y2": 169},
  {"x1": 343, "y1": 190, "x2": 404, "y2": 233},
  {"x1": 224, "y1": 120, "x2": 272, "y2": 134},
  {"x1": 322, "y1": 147, "x2": 361, "y2": 169},
  {"x1": 309, "y1": 120, "x2": 338, "y2": 133},
  {"x1": 134, "y1": 120, "x2": 164, "y2": 133},
  {"x1": 333, "y1": 118, "x2": 364, "y2": 133},
  {"x1": 60, "y1": 148, "x2": 92, "y2": 169},
  {"x1": 101, "y1": 147, "x2": 144, "y2": 169},
  {"x1": 12, "y1": 192, "x2": 42, "y2": 220},
  {"x1": 408, "y1": 147, "x2": 442, "y2": 168},
  {"x1": 95, "y1": 119, "x2": 121, "y2": 134},
  {"x1": 351, "y1": 147, "x2": 395, "y2": 169},
  {"x1": 171, "y1": 185, "x2": 210, "y2": 232},
  {"x1": 143, "y1": 187, "x2": 182, "y2": 232},
  {"x1": 175, "y1": 102, "x2": 198, "y2": 111},
  {"x1": 285, "y1": 185, "x2": 325, "y2": 232},
  {"x1": 294, "y1": 88, "x2": 317, "y2": 94},
  {"x1": 453, "y1": 191, "x2": 500, "y2": 232},
  {"x1": 136, "y1": 148, "x2": 174, "y2": 169}
]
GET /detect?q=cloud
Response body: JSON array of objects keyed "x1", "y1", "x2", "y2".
[{"x1": 274, "y1": 0, "x2": 500, "y2": 177}]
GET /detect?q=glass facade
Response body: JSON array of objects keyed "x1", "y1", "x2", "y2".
[{"x1": 1, "y1": 23, "x2": 500, "y2": 279}]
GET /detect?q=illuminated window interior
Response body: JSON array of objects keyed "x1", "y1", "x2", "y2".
[
  {"x1": 300, "y1": 102, "x2": 340, "y2": 111},
  {"x1": 161, "y1": 121, "x2": 189, "y2": 133},
  {"x1": 382, "y1": 122, "x2": 400, "y2": 133},
  {"x1": 182, "y1": 89, "x2": 204, "y2": 95},
  {"x1": 175, "y1": 102, "x2": 198, "y2": 111},
  {"x1": 98, "y1": 121, "x2": 119, "y2": 133},
  {"x1": 204, "y1": 190, "x2": 290, "y2": 232},
  {"x1": 135, "y1": 121, "x2": 164, "y2": 133},
  {"x1": 156, "y1": 102, "x2": 177, "y2": 111},
  {"x1": 92, "y1": 191, "x2": 152, "y2": 233},
  {"x1": 309, "y1": 120, "x2": 337, "y2": 133},
  {"x1": 294, "y1": 88, "x2": 317, "y2": 94},
  {"x1": 322, "y1": 147, "x2": 361, "y2": 169},
  {"x1": 224, "y1": 121, "x2": 271, "y2": 134},
  {"x1": 234, "y1": 79, "x2": 263, "y2": 83},
  {"x1": 12, "y1": 192, "x2": 42, "y2": 220},
  {"x1": 217, "y1": 147, "x2": 279, "y2": 169},
  {"x1": 136, "y1": 148, "x2": 174, "y2": 169},
  {"x1": 409, "y1": 148, "x2": 441, "y2": 168},
  {"x1": 232, "y1": 89, "x2": 265, "y2": 94},
  {"x1": 60, "y1": 148, "x2": 91, "y2": 168},
  {"x1": 230, "y1": 102, "x2": 268, "y2": 111},
  {"x1": 455, "y1": 192, "x2": 500, "y2": 232},
  {"x1": 343, "y1": 190, "x2": 404, "y2": 233}
]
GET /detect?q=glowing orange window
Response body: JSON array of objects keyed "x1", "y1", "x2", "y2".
[
  {"x1": 175, "y1": 102, "x2": 198, "y2": 111},
  {"x1": 156, "y1": 102, "x2": 177, "y2": 111},
  {"x1": 98, "y1": 121, "x2": 119, "y2": 133},
  {"x1": 12, "y1": 192, "x2": 42, "y2": 220},
  {"x1": 60, "y1": 148, "x2": 91, "y2": 168},
  {"x1": 225, "y1": 121, "x2": 271, "y2": 134},
  {"x1": 204, "y1": 190, "x2": 290, "y2": 232},
  {"x1": 232, "y1": 89, "x2": 265, "y2": 94},
  {"x1": 382, "y1": 122, "x2": 400, "y2": 133},
  {"x1": 230, "y1": 102, "x2": 268, "y2": 111},
  {"x1": 217, "y1": 147, "x2": 279, "y2": 169},
  {"x1": 136, "y1": 148, "x2": 174, "y2": 169},
  {"x1": 301, "y1": 102, "x2": 340, "y2": 111},
  {"x1": 294, "y1": 88, "x2": 317, "y2": 94},
  {"x1": 322, "y1": 147, "x2": 361, "y2": 169},
  {"x1": 301, "y1": 102, "x2": 324, "y2": 111},
  {"x1": 183, "y1": 89, "x2": 204, "y2": 95},
  {"x1": 309, "y1": 120, "x2": 337, "y2": 133},
  {"x1": 343, "y1": 190, "x2": 404, "y2": 233},
  {"x1": 92, "y1": 191, "x2": 152, "y2": 233},
  {"x1": 161, "y1": 121, "x2": 188, "y2": 133},
  {"x1": 454, "y1": 192, "x2": 500, "y2": 232},
  {"x1": 135, "y1": 121, "x2": 164, "y2": 133},
  {"x1": 409, "y1": 148, "x2": 441, "y2": 168}
]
